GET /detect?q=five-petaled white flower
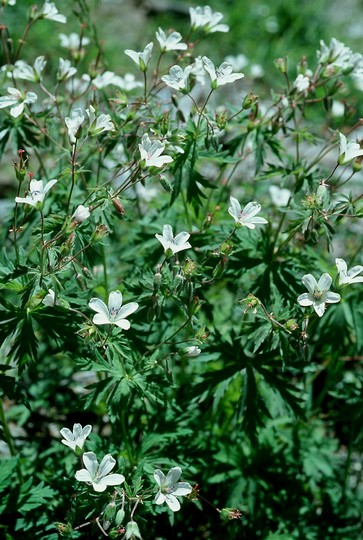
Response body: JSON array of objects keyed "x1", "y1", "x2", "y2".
[
  {"x1": 59, "y1": 32, "x2": 90, "y2": 49},
  {"x1": 0, "y1": 87, "x2": 37, "y2": 118},
  {"x1": 124, "y1": 42, "x2": 153, "y2": 72},
  {"x1": 184, "y1": 346, "x2": 201, "y2": 357},
  {"x1": 154, "y1": 467, "x2": 192, "y2": 512},
  {"x1": 15, "y1": 178, "x2": 57, "y2": 208},
  {"x1": 38, "y1": 1, "x2": 66, "y2": 23},
  {"x1": 75, "y1": 452, "x2": 125, "y2": 492},
  {"x1": 156, "y1": 28, "x2": 187, "y2": 52},
  {"x1": 65, "y1": 108, "x2": 85, "y2": 144},
  {"x1": 294, "y1": 74, "x2": 310, "y2": 94},
  {"x1": 189, "y1": 5, "x2": 229, "y2": 33},
  {"x1": 139, "y1": 133, "x2": 173, "y2": 168},
  {"x1": 89, "y1": 290, "x2": 138, "y2": 329},
  {"x1": 338, "y1": 132, "x2": 363, "y2": 165},
  {"x1": 11, "y1": 56, "x2": 46, "y2": 82},
  {"x1": 57, "y1": 58, "x2": 77, "y2": 82},
  {"x1": 155, "y1": 224, "x2": 191, "y2": 256},
  {"x1": 202, "y1": 57, "x2": 244, "y2": 89},
  {"x1": 269, "y1": 186, "x2": 291, "y2": 207},
  {"x1": 86, "y1": 105, "x2": 115, "y2": 136},
  {"x1": 297, "y1": 273, "x2": 341, "y2": 317},
  {"x1": 228, "y1": 197, "x2": 268, "y2": 229},
  {"x1": 336, "y1": 258, "x2": 363, "y2": 285},
  {"x1": 60, "y1": 423, "x2": 92, "y2": 452},
  {"x1": 72, "y1": 204, "x2": 90, "y2": 223},
  {"x1": 161, "y1": 65, "x2": 193, "y2": 93}
]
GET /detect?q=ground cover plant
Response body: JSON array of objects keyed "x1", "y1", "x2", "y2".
[{"x1": 0, "y1": 1, "x2": 362, "y2": 539}]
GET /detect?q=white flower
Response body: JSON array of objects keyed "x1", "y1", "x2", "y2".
[
  {"x1": 336, "y1": 258, "x2": 363, "y2": 285},
  {"x1": 297, "y1": 273, "x2": 341, "y2": 317},
  {"x1": 155, "y1": 224, "x2": 191, "y2": 255},
  {"x1": 0, "y1": 87, "x2": 37, "y2": 118},
  {"x1": 89, "y1": 290, "x2": 138, "y2": 329},
  {"x1": 156, "y1": 28, "x2": 187, "y2": 52},
  {"x1": 72, "y1": 205, "x2": 90, "y2": 223},
  {"x1": 38, "y1": 1, "x2": 66, "y2": 23},
  {"x1": 42, "y1": 289, "x2": 57, "y2": 307},
  {"x1": 15, "y1": 178, "x2": 57, "y2": 207},
  {"x1": 75, "y1": 452, "x2": 125, "y2": 492},
  {"x1": 189, "y1": 5, "x2": 229, "y2": 33},
  {"x1": 161, "y1": 65, "x2": 192, "y2": 93},
  {"x1": 269, "y1": 186, "x2": 291, "y2": 207},
  {"x1": 338, "y1": 132, "x2": 363, "y2": 164},
  {"x1": 228, "y1": 197, "x2": 268, "y2": 229},
  {"x1": 202, "y1": 57, "x2": 244, "y2": 89},
  {"x1": 59, "y1": 32, "x2": 90, "y2": 49},
  {"x1": 185, "y1": 346, "x2": 201, "y2": 357},
  {"x1": 65, "y1": 108, "x2": 85, "y2": 144},
  {"x1": 7, "y1": 0, "x2": 17, "y2": 5},
  {"x1": 60, "y1": 423, "x2": 92, "y2": 451},
  {"x1": 124, "y1": 42, "x2": 153, "y2": 72},
  {"x1": 154, "y1": 467, "x2": 192, "y2": 512},
  {"x1": 57, "y1": 58, "x2": 77, "y2": 81},
  {"x1": 190, "y1": 56, "x2": 207, "y2": 86},
  {"x1": 86, "y1": 105, "x2": 114, "y2": 136},
  {"x1": 111, "y1": 73, "x2": 143, "y2": 91},
  {"x1": 139, "y1": 133, "x2": 173, "y2": 168},
  {"x1": 294, "y1": 74, "x2": 310, "y2": 94},
  {"x1": 224, "y1": 53, "x2": 248, "y2": 71},
  {"x1": 12, "y1": 56, "x2": 46, "y2": 82},
  {"x1": 90, "y1": 71, "x2": 119, "y2": 89}
]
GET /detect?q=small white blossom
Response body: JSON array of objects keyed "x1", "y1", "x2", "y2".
[
  {"x1": 336, "y1": 258, "x2": 363, "y2": 285},
  {"x1": 228, "y1": 197, "x2": 268, "y2": 229},
  {"x1": 124, "y1": 42, "x2": 153, "y2": 72},
  {"x1": 297, "y1": 273, "x2": 341, "y2": 317},
  {"x1": 72, "y1": 205, "x2": 90, "y2": 223},
  {"x1": 185, "y1": 346, "x2": 201, "y2": 357},
  {"x1": 59, "y1": 32, "x2": 90, "y2": 49},
  {"x1": 38, "y1": 1, "x2": 66, "y2": 23},
  {"x1": 15, "y1": 178, "x2": 57, "y2": 208},
  {"x1": 75, "y1": 452, "x2": 125, "y2": 492},
  {"x1": 57, "y1": 58, "x2": 77, "y2": 81},
  {"x1": 250, "y1": 64, "x2": 264, "y2": 78},
  {"x1": 224, "y1": 53, "x2": 248, "y2": 71},
  {"x1": 189, "y1": 5, "x2": 229, "y2": 33},
  {"x1": 156, "y1": 28, "x2": 187, "y2": 52},
  {"x1": 42, "y1": 289, "x2": 57, "y2": 307},
  {"x1": 161, "y1": 65, "x2": 192, "y2": 93},
  {"x1": 86, "y1": 105, "x2": 114, "y2": 136},
  {"x1": 89, "y1": 290, "x2": 138, "y2": 329},
  {"x1": 0, "y1": 87, "x2": 37, "y2": 118},
  {"x1": 139, "y1": 133, "x2": 173, "y2": 168},
  {"x1": 154, "y1": 467, "x2": 192, "y2": 512},
  {"x1": 294, "y1": 74, "x2": 310, "y2": 94},
  {"x1": 111, "y1": 73, "x2": 143, "y2": 91},
  {"x1": 269, "y1": 186, "x2": 291, "y2": 207},
  {"x1": 65, "y1": 108, "x2": 85, "y2": 144},
  {"x1": 338, "y1": 132, "x2": 363, "y2": 164},
  {"x1": 190, "y1": 56, "x2": 207, "y2": 86},
  {"x1": 60, "y1": 423, "x2": 92, "y2": 451},
  {"x1": 155, "y1": 224, "x2": 191, "y2": 256},
  {"x1": 11, "y1": 56, "x2": 46, "y2": 82},
  {"x1": 202, "y1": 57, "x2": 244, "y2": 89},
  {"x1": 6, "y1": 0, "x2": 17, "y2": 5}
]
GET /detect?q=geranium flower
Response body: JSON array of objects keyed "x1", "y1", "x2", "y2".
[
  {"x1": 338, "y1": 132, "x2": 363, "y2": 164},
  {"x1": 297, "y1": 273, "x2": 341, "y2": 317},
  {"x1": 86, "y1": 105, "x2": 114, "y2": 136},
  {"x1": 156, "y1": 28, "x2": 187, "y2": 52},
  {"x1": 228, "y1": 197, "x2": 268, "y2": 229},
  {"x1": 38, "y1": 1, "x2": 66, "y2": 23},
  {"x1": 89, "y1": 290, "x2": 138, "y2": 329},
  {"x1": 0, "y1": 87, "x2": 37, "y2": 118},
  {"x1": 336, "y1": 258, "x2": 363, "y2": 285},
  {"x1": 12, "y1": 56, "x2": 46, "y2": 82},
  {"x1": 161, "y1": 65, "x2": 192, "y2": 93},
  {"x1": 154, "y1": 467, "x2": 192, "y2": 512},
  {"x1": 59, "y1": 32, "x2": 90, "y2": 49},
  {"x1": 57, "y1": 58, "x2": 77, "y2": 82},
  {"x1": 124, "y1": 42, "x2": 153, "y2": 72},
  {"x1": 15, "y1": 178, "x2": 57, "y2": 208},
  {"x1": 294, "y1": 74, "x2": 310, "y2": 94},
  {"x1": 184, "y1": 346, "x2": 201, "y2": 357},
  {"x1": 75, "y1": 452, "x2": 125, "y2": 492},
  {"x1": 202, "y1": 57, "x2": 244, "y2": 89},
  {"x1": 269, "y1": 186, "x2": 291, "y2": 207},
  {"x1": 139, "y1": 133, "x2": 173, "y2": 168},
  {"x1": 42, "y1": 289, "x2": 57, "y2": 307},
  {"x1": 65, "y1": 108, "x2": 85, "y2": 144},
  {"x1": 60, "y1": 423, "x2": 92, "y2": 452},
  {"x1": 155, "y1": 224, "x2": 191, "y2": 256},
  {"x1": 72, "y1": 205, "x2": 90, "y2": 223},
  {"x1": 189, "y1": 5, "x2": 229, "y2": 33}
]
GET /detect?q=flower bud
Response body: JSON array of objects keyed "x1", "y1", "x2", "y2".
[
  {"x1": 242, "y1": 92, "x2": 258, "y2": 110},
  {"x1": 91, "y1": 224, "x2": 109, "y2": 242},
  {"x1": 115, "y1": 508, "x2": 125, "y2": 527},
  {"x1": 274, "y1": 57, "x2": 288, "y2": 74},
  {"x1": 179, "y1": 346, "x2": 201, "y2": 357},
  {"x1": 125, "y1": 520, "x2": 142, "y2": 539},
  {"x1": 112, "y1": 197, "x2": 125, "y2": 215},
  {"x1": 219, "y1": 507, "x2": 242, "y2": 520},
  {"x1": 102, "y1": 501, "x2": 117, "y2": 531},
  {"x1": 159, "y1": 175, "x2": 174, "y2": 193},
  {"x1": 72, "y1": 204, "x2": 90, "y2": 223}
]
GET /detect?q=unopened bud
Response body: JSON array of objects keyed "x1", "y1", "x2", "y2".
[
  {"x1": 92, "y1": 224, "x2": 109, "y2": 242},
  {"x1": 219, "y1": 507, "x2": 242, "y2": 520},
  {"x1": 242, "y1": 92, "x2": 258, "y2": 110},
  {"x1": 274, "y1": 57, "x2": 288, "y2": 74},
  {"x1": 159, "y1": 175, "x2": 173, "y2": 193},
  {"x1": 112, "y1": 197, "x2": 125, "y2": 215},
  {"x1": 103, "y1": 501, "x2": 117, "y2": 531},
  {"x1": 125, "y1": 520, "x2": 142, "y2": 539},
  {"x1": 115, "y1": 508, "x2": 125, "y2": 527}
]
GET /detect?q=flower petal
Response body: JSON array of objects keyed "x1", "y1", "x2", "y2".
[
  {"x1": 154, "y1": 490, "x2": 166, "y2": 505},
  {"x1": 162, "y1": 224, "x2": 174, "y2": 242},
  {"x1": 325, "y1": 292, "x2": 341, "y2": 304},
  {"x1": 335, "y1": 258, "x2": 347, "y2": 274},
  {"x1": 114, "y1": 319, "x2": 131, "y2": 330},
  {"x1": 313, "y1": 302, "x2": 326, "y2": 317},
  {"x1": 301, "y1": 274, "x2": 317, "y2": 294},
  {"x1": 173, "y1": 482, "x2": 192, "y2": 496},
  {"x1": 98, "y1": 454, "x2": 116, "y2": 478},
  {"x1": 242, "y1": 201, "x2": 261, "y2": 219},
  {"x1": 98, "y1": 473, "x2": 125, "y2": 487},
  {"x1": 117, "y1": 302, "x2": 139, "y2": 320},
  {"x1": 108, "y1": 290, "x2": 122, "y2": 312},
  {"x1": 82, "y1": 452, "x2": 98, "y2": 477},
  {"x1": 317, "y1": 273, "x2": 332, "y2": 291},
  {"x1": 174, "y1": 231, "x2": 190, "y2": 246},
  {"x1": 93, "y1": 313, "x2": 111, "y2": 325},
  {"x1": 75, "y1": 468, "x2": 93, "y2": 483},
  {"x1": 297, "y1": 293, "x2": 313, "y2": 306},
  {"x1": 89, "y1": 298, "x2": 109, "y2": 317},
  {"x1": 165, "y1": 494, "x2": 181, "y2": 512},
  {"x1": 154, "y1": 469, "x2": 166, "y2": 488},
  {"x1": 60, "y1": 427, "x2": 73, "y2": 442},
  {"x1": 165, "y1": 467, "x2": 182, "y2": 485}
]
